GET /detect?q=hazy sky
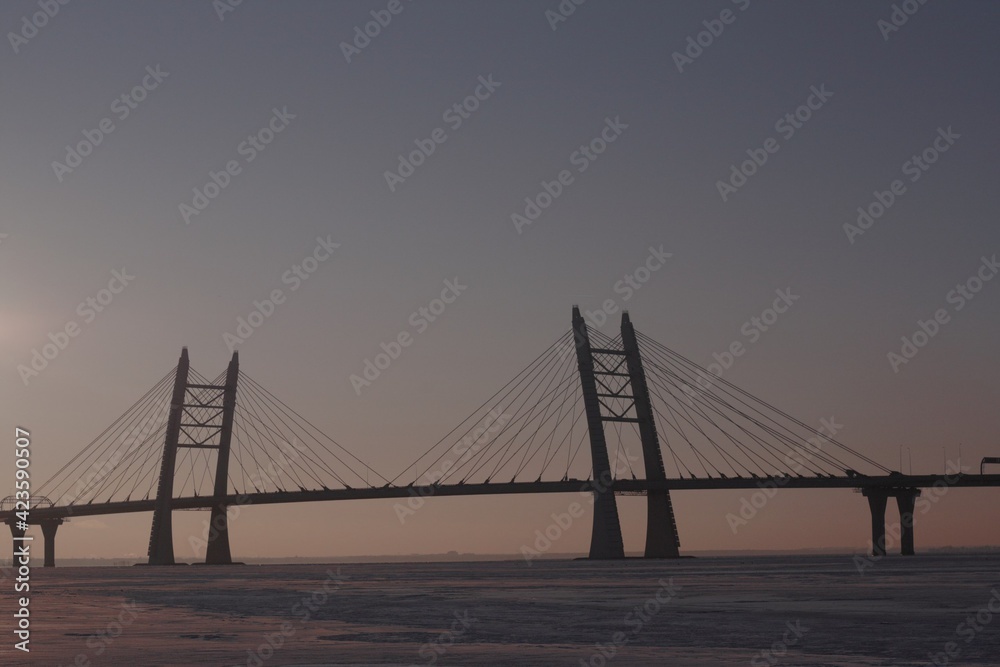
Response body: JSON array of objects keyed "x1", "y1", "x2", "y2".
[{"x1": 2, "y1": 0, "x2": 999, "y2": 559}]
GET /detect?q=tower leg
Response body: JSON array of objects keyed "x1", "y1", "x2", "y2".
[
  {"x1": 205, "y1": 352, "x2": 239, "y2": 565},
  {"x1": 204, "y1": 506, "x2": 233, "y2": 565},
  {"x1": 644, "y1": 491, "x2": 680, "y2": 558},
  {"x1": 589, "y1": 479, "x2": 625, "y2": 559},
  {"x1": 621, "y1": 312, "x2": 680, "y2": 558},
  {"x1": 895, "y1": 491, "x2": 919, "y2": 556},
  {"x1": 865, "y1": 492, "x2": 888, "y2": 557},
  {"x1": 40, "y1": 519, "x2": 63, "y2": 568},
  {"x1": 572, "y1": 307, "x2": 625, "y2": 559},
  {"x1": 148, "y1": 348, "x2": 190, "y2": 565}
]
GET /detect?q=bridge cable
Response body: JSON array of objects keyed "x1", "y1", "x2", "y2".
[
  {"x1": 646, "y1": 369, "x2": 775, "y2": 477},
  {"x1": 636, "y1": 331, "x2": 890, "y2": 474},
  {"x1": 513, "y1": 343, "x2": 577, "y2": 479},
  {"x1": 444, "y1": 355, "x2": 569, "y2": 484},
  {"x1": 239, "y1": 372, "x2": 387, "y2": 486},
  {"x1": 102, "y1": 424, "x2": 169, "y2": 502},
  {"x1": 456, "y1": 352, "x2": 578, "y2": 484},
  {"x1": 230, "y1": 401, "x2": 269, "y2": 492},
  {"x1": 641, "y1": 371, "x2": 697, "y2": 478},
  {"x1": 645, "y1": 376, "x2": 717, "y2": 477},
  {"x1": 639, "y1": 344, "x2": 845, "y2": 475},
  {"x1": 483, "y1": 352, "x2": 578, "y2": 482},
  {"x1": 466, "y1": 337, "x2": 574, "y2": 482},
  {"x1": 643, "y1": 365, "x2": 736, "y2": 477},
  {"x1": 235, "y1": 376, "x2": 343, "y2": 490},
  {"x1": 638, "y1": 335, "x2": 872, "y2": 475},
  {"x1": 47, "y1": 374, "x2": 175, "y2": 504},
  {"x1": 237, "y1": 376, "x2": 348, "y2": 490},
  {"x1": 502, "y1": 370, "x2": 584, "y2": 482},
  {"x1": 36, "y1": 366, "x2": 176, "y2": 502},
  {"x1": 641, "y1": 346, "x2": 826, "y2": 476},
  {"x1": 74, "y1": 378, "x2": 177, "y2": 503},
  {"x1": 238, "y1": 376, "x2": 360, "y2": 489},
  {"x1": 538, "y1": 380, "x2": 586, "y2": 478},
  {"x1": 392, "y1": 331, "x2": 573, "y2": 485}
]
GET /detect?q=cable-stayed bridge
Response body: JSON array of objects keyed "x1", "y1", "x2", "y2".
[{"x1": 4, "y1": 308, "x2": 998, "y2": 566}]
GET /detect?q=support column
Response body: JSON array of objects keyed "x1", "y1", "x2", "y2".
[
  {"x1": 621, "y1": 312, "x2": 680, "y2": 558},
  {"x1": 895, "y1": 490, "x2": 920, "y2": 556},
  {"x1": 205, "y1": 352, "x2": 239, "y2": 565},
  {"x1": 572, "y1": 307, "x2": 625, "y2": 559},
  {"x1": 147, "y1": 348, "x2": 190, "y2": 565},
  {"x1": 40, "y1": 519, "x2": 63, "y2": 568},
  {"x1": 864, "y1": 491, "x2": 888, "y2": 557},
  {"x1": 7, "y1": 520, "x2": 27, "y2": 568}
]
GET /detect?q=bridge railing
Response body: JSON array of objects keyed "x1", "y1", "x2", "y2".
[{"x1": 0, "y1": 496, "x2": 53, "y2": 513}]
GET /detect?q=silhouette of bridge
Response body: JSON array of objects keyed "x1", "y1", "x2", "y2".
[{"x1": 5, "y1": 308, "x2": 998, "y2": 566}]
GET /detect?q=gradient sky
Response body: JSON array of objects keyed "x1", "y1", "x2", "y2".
[{"x1": 2, "y1": 0, "x2": 999, "y2": 559}]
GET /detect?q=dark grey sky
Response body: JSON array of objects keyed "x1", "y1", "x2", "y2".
[{"x1": 3, "y1": 0, "x2": 999, "y2": 556}]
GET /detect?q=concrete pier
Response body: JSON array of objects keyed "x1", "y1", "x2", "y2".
[
  {"x1": 40, "y1": 519, "x2": 64, "y2": 567},
  {"x1": 896, "y1": 491, "x2": 920, "y2": 556},
  {"x1": 864, "y1": 491, "x2": 889, "y2": 556}
]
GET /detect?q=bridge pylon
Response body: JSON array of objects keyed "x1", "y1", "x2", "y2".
[
  {"x1": 147, "y1": 349, "x2": 240, "y2": 565},
  {"x1": 621, "y1": 312, "x2": 681, "y2": 558},
  {"x1": 572, "y1": 307, "x2": 625, "y2": 559},
  {"x1": 147, "y1": 348, "x2": 190, "y2": 565},
  {"x1": 205, "y1": 352, "x2": 239, "y2": 564}
]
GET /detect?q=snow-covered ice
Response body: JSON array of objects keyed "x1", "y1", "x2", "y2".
[{"x1": 3, "y1": 553, "x2": 999, "y2": 666}]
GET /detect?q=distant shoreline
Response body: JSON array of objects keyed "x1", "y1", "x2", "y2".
[{"x1": 7, "y1": 546, "x2": 998, "y2": 568}]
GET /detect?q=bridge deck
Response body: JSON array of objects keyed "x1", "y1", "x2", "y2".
[{"x1": 5, "y1": 474, "x2": 1000, "y2": 522}]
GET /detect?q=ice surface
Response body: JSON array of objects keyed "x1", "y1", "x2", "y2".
[{"x1": 2, "y1": 553, "x2": 998, "y2": 666}]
